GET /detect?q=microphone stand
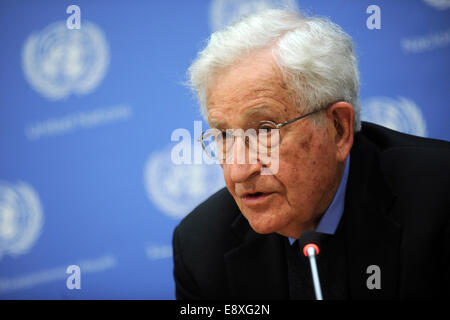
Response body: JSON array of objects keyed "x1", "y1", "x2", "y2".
[{"x1": 303, "y1": 243, "x2": 323, "y2": 300}]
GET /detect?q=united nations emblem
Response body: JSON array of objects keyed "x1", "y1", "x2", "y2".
[
  {"x1": 423, "y1": 0, "x2": 450, "y2": 10},
  {"x1": 362, "y1": 96, "x2": 427, "y2": 137},
  {"x1": 144, "y1": 147, "x2": 225, "y2": 219},
  {"x1": 22, "y1": 20, "x2": 109, "y2": 100},
  {"x1": 209, "y1": 0, "x2": 298, "y2": 31},
  {"x1": 0, "y1": 181, "x2": 44, "y2": 260}
]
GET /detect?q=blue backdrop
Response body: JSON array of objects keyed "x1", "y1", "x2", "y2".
[{"x1": 0, "y1": 0, "x2": 449, "y2": 299}]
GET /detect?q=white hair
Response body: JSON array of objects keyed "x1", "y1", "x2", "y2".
[{"x1": 188, "y1": 9, "x2": 361, "y2": 132}]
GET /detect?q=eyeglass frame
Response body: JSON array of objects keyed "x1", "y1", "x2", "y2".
[{"x1": 197, "y1": 100, "x2": 342, "y2": 160}]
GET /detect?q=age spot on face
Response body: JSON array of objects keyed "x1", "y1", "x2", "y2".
[{"x1": 300, "y1": 132, "x2": 313, "y2": 152}]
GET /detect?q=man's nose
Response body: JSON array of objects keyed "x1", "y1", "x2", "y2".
[{"x1": 228, "y1": 137, "x2": 261, "y2": 183}]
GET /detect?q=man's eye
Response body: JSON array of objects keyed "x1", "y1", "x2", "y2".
[
  {"x1": 216, "y1": 131, "x2": 227, "y2": 140},
  {"x1": 259, "y1": 126, "x2": 274, "y2": 131}
]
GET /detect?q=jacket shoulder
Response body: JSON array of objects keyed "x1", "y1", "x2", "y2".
[
  {"x1": 361, "y1": 122, "x2": 450, "y2": 150},
  {"x1": 173, "y1": 187, "x2": 241, "y2": 268},
  {"x1": 173, "y1": 187, "x2": 241, "y2": 298},
  {"x1": 360, "y1": 122, "x2": 450, "y2": 193},
  {"x1": 175, "y1": 187, "x2": 240, "y2": 240}
]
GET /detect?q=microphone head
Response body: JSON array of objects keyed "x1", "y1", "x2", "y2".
[
  {"x1": 298, "y1": 230, "x2": 324, "y2": 257},
  {"x1": 303, "y1": 243, "x2": 319, "y2": 257}
]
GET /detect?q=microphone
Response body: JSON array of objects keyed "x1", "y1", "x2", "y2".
[{"x1": 300, "y1": 231, "x2": 323, "y2": 300}]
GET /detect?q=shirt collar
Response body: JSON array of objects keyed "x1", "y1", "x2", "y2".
[{"x1": 288, "y1": 155, "x2": 350, "y2": 245}]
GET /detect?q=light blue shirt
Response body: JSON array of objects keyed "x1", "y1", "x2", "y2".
[{"x1": 288, "y1": 156, "x2": 350, "y2": 245}]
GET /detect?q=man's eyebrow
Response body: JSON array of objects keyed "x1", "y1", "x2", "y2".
[
  {"x1": 209, "y1": 106, "x2": 281, "y2": 128},
  {"x1": 243, "y1": 105, "x2": 281, "y2": 120},
  {"x1": 209, "y1": 118, "x2": 227, "y2": 129},
  {"x1": 244, "y1": 105, "x2": 272, "y2": 116}
]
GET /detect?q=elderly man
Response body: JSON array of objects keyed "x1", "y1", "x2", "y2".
[{"x1": 172, "y1": 9, "x2": 450, "y2": 299}]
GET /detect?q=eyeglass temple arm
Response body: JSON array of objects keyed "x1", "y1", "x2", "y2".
[
  {"x1": 276, "y1": 101, "x2": 342, "y2": 128},
  {"x1": 276, "y1": 109, "x2": 321, "y2": 128}
]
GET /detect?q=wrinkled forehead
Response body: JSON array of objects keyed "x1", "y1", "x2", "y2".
[
  {"x1": 206, "y1": 85, "x2": 295, "y2": 129},
  {"x1": 205, "y1": 48, "x2": 295, "y2": 128},
  {"x1": 208, "y1": 105, "x2": 283, "y2": 129}
]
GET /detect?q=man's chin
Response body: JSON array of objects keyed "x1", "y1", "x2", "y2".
[
  {"x1": 249, "y1": 223, "x2": 274, "y2": 235},
  {"x1": 245, "y1": 213, "x2": 287, "y2": 235}
]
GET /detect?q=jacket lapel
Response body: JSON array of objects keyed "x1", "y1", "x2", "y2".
[
  {"x1": 344, "y1": 132, "x2": 402, "y2": 299},
  {"x1": 224, "y1": 214, "x2": 289, "y2": 299}
]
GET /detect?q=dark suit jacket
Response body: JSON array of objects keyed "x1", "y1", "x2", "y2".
[{"x1": 172, "y1": 122, "x2": 450, "y2": 299}]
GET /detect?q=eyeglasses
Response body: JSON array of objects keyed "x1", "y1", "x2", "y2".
[{"x1": 198, "y1": 101, "x2": 340, "y2": 163}]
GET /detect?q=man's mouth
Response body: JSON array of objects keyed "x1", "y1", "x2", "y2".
[
  {"x1": 244, "y1": 192, "x2": 264, "y2": 198},
  {"x1": 241, "y1": 192, "x2": 275, "y2": 206}
]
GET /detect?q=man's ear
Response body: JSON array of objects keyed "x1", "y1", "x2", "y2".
[{"x1": 327, "y1": 102, "x2": 354, "y2": 162}]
